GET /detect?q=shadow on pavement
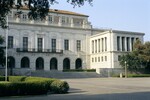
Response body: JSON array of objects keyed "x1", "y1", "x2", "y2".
[{"x1": 0, "y1": 91, "x2": 150, "y2": 100}]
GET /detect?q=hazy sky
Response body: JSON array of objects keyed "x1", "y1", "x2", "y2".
[{"x1": 51, "y1": 0, "x2": 150, "y2": 42}]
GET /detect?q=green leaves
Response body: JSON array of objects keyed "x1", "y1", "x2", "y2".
[
  {"x1": 119, "y1": 40, "x2": 150, "y2": 71},
  {"x1": 0, "y1": 0, "x2": 93, "y2": 28}
]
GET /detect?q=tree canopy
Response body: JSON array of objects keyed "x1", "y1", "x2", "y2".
[
  {"x1": 0, "y1": 0, "x2": 93, "y2": 28},
  {"x1": 119, "y1": 39, "x2": 150, "y2": 72}
]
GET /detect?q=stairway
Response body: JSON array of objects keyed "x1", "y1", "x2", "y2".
[{"x1": 31, "y1": 70, "x2": 101, "y2": 79}]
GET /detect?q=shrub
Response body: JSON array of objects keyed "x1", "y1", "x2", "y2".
[
  {"x1": 0, "y1": 76, "x2": 69, "y2": 96},
  {"x1": 63, "y1": 69, "x2": 96, "y2": 72},
  {"x1": 8, "y1": 76, "x2": 27, "y2": 82},
  {"x1": 51, "y1": 80, "x2": 69, "y2": 94},
  {"x1": 0, "y1": 76, "x2": 5, "y2": 81}
]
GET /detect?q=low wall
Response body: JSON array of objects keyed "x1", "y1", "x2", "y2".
[
  {"x1": 0, "y1": 68, "x2": 32, "y2": 76},
  {"x1": 96, "y1": 68, "x2": 124, "y2": 77}
]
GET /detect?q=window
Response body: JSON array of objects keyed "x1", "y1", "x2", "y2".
[
  {"x1": 101, "y1": 56, "x2": 103, "y2": 62},
  {"x1": 23, "y1": 37, "x2": 28, "y2": 50},
  {"x1": 98, "y1": 39, "x2": 100, "y2": 52},
  {"x1": 38, "y1": 38, "x2": 43, "y2": 51},
  {"x1": 92, "y1": 58, "x2": 94, "y2": 62},
  {"x1": 122, "y1": 37, "x2": 125, "y2": 51},
  {"x1": 95, "y1": 57, "x2": 97, "y2": 62},
  {"x1": 62, "y1": 16, "x2": 66, "y2": 23},
  {"x1": 98, "y1": 57, "x2": 100, "y2": 62},
  {"x1": 105, "y1": 56, "x2": 107, "y2": 61},
  {"x1": 8, "y1": 36, "x2": 13, "y2": 48},
  {"x1": 77, "y1": 40, "x2": 81, "y2": 51},
  {"x1": 102, "y1": 38, "x2": 104, "y2": 52},
  {"x1": 95, "y1": 40, "x2": 97, "y2": 53},
  {"x1": 117, "y1": 36, "x2": 120, "y2": 51},
  {"x1": 52, "y1": 39, "x2": 56, "y2": 51},
  {"x1": 92, "y1": 40, "x2": 94, "y2": 53},
  {"x1": 131, "y1": 38, "x2": 134, "y2": 51},
  {"x1": 64, "y1": 39, "x2": 69, "y2": 50},
  {"x1": 22, "y1": 14, "x2": 27, "y2": 20},
  {"x1": 48, "y1": 15, "x2": 53, "y2": 22},
  {"x1": 105, "y1": 37, "x2": 107, "y2": 51},
  {"x1": 127, "y1": 37, "x2": 130, "y2": 51},
  {"x1": 118, "y1": 55, "x2": 121, "y2": 61}
]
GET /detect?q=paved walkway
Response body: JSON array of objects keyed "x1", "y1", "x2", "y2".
[{"x1": 1, "y1": 78, "x2": 150, "y2": 100}]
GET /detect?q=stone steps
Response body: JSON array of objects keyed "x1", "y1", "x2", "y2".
[{"x1": 31, "y1": 71, "x2": 101, "y2": 79}]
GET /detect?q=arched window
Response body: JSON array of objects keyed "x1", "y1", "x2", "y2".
[
  {"x1": 36, "y1": 57, "x2": 44, "y2": 70},
  {"x1": 8, "y1": 56, "x2": 15, "y2": 68},
  {"x1": 63, "y1": 58, "x2": 70, "y2": 70},
  {"x1": 21, "y1": 57, "x2": 30, "y2": 68},
  {"x1": 75, "y1": 58, "x2": 82, "y2": 69},
  {"x1": 50, "y1": 58, "x2": 57, "y2": 70}
]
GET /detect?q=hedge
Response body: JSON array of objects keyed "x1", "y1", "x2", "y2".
[
  {"x1": 51, "y1": 80, "x2": 69, "y2": 94},
  {"x1": 0, "y1": 76, "x2": 5, "y2": 81},
  {"x1": 8, "y1": 76, "x2": 27, "y2": 82},
  {"x1": 63, "y1": 69, "x2": 96, "y2": 72},
  {"x1": 0, "y1": 76, "x2": 69, "y2": 96}
]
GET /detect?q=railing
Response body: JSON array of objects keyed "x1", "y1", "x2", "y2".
[
  {"x1": 16, "y1": 48, "x2": 63, "y2": 54},
  {"x1": 8, "y1": 17, "x2": 92, "y2": 29}
]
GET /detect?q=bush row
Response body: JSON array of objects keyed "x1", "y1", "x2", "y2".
[
  {"x1": 63, "y1": 69, "x2": 96, "y2": 72},
  {"x1": 0, "y1": 76, "x2": 69, "y2": 96}
]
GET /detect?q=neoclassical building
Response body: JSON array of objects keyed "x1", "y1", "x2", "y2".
[{"x1": 0, "y1": 4, "x2": 144, "y2": 75}]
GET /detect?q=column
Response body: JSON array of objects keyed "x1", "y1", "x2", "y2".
[
  {"x1": 102, "y1": 38, "x2": 104, "y2": 52},
  {"x1": 58, "y1": 16, "x2": 62, "y2": 26},
  {"x1": 71, "y1": 18, "x2": 74, "y2": 27},
  {"x1": 82, "y1": 20, "x2": 86, "y2": 28},
  {"x1": 94, "y1": 40, "x2": 96, "y2": 53},
  {"x1": 121, "y1": 37, "x2": 122, "y2": 51},
  {"x1": 45, "y1": 16, "x2": 49, "y2": 25}
]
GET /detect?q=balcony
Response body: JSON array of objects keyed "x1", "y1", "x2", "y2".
[
  {"x1": 16, "y1": 48, "x2": 63, "y2": 54},
  {"x1": 8, "y1": 17, "x2": 92, "y2": 29}
]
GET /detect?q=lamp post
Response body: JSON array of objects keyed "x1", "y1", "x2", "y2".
[
  {"x1": 125, "y1": 61, "x2": 127, "y2": 78},
  {"x1": 5, "y1": 15, "x2": 8, "y2": 81}
]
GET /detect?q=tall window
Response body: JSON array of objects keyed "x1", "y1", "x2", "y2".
[
  {"x1": 95, "y1": 40, "x2": 97, "y2": 53},
  {"x1": 38, "y1": 38, "x2": 43, "y2": 51},
  {"x1": 77, "y1": 40, "x2": 81, "y2": 51},
  {"x1": 127, "y1": 37, "x2": 130, "y2": 51},
  {"x1": 105, "y1": 56, "x2": 107, "y2": 61},
  {"x1": 64, "y1": 39, "x2": 69, "y2": 50},
  {"x1": 102, "y1": 38, "x2": 104, "y2": 52},
  {"x1": 62, "y1": 16, "x2": 66, "y2": 23},
  {"x1": 122, "y1": 37, "x2": 125, "y2": 51},
  {"x1": 8, "y1": 36, "x2": 13, "y2": 48},
  {"x1": 117, "y1": 36, "x2": 120, "y2": 51},
  {"x1": 105, "y1": 37, "x2": 107, "y2": 51},
  {"x1": 23, "y1": 37, "x2": 28, "y2": 50},
  {"x1": 22, "y1": 14, "x2": 27, "y2": 20},
  {"x1": 52, "y1": 39, "x2": 56, "y2": 51},
  {"x1": 92, "y1": 40, "x2": 94, "y2": 53},
  {"x1": 98, "y1": 39, "x2": 100, "y2": 52},
  {"x1": 131, "y1": 38, "x2": 134, "y2": 51},
  {"x1": 48, "y1": 15, "x2": 53, "y2": 22}
]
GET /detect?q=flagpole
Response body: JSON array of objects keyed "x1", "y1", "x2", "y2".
[{"x1": 5, "y1": 15, "x2": 8, "y2": 81}]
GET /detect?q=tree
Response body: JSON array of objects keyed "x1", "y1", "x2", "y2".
[
  {"x1": 119, "y1": 39, "x2": 150, "y2": 72},
  {"x1": 0, "y1": 35, "x2": 5, "y2": 67},
  {"x1": 0, "y1": 0, "x2": 93, "y2": 28}
]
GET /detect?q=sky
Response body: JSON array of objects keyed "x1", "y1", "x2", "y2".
[{"x1": 50, "y1": 0, "x2": 150, "y2": 42}]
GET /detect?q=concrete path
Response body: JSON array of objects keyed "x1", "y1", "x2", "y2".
[{"x1": 1, "y1": 78, "x2": 150, "y2": 100}]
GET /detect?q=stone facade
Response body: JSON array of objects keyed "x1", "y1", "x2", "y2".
[{"x1": 0, "y1": 7, "x2": 145, "y2": 75}]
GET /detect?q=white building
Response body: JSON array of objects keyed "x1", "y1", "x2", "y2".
[{"x1": 0, "y1": 6, "x2": 144, "y2": 75}]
